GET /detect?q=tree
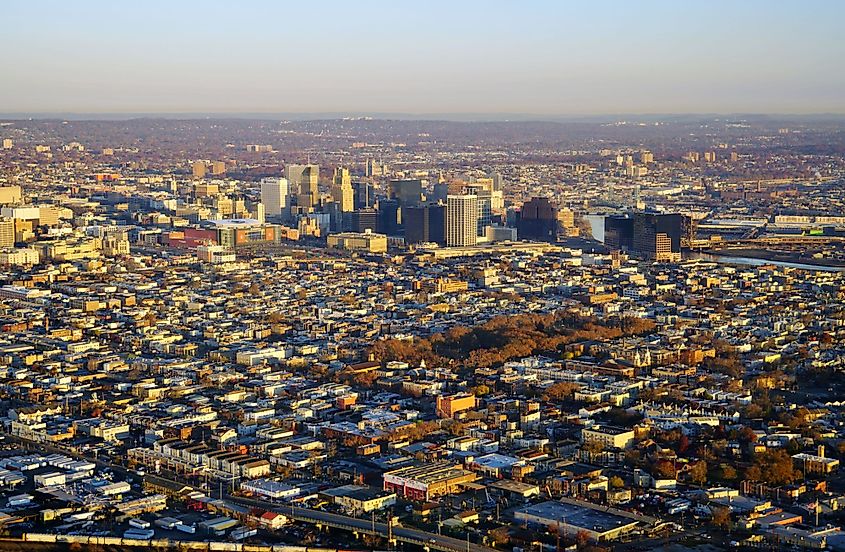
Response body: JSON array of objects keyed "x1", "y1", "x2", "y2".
[
  {"x1": 575, "y1": 530, "x2": 591, "y2": 547},
  {"x1": 651, "y1": 460, "x2": 676, "y2": 480},
  {"x1": 470, "y1": 384, "x2": 490, "y2": 396},
  {"x1": 687, "y1": 461, "x2": 708, "y2": 486},
  {"x1": 711, "y1": 506, "x2": 731, "y2": 530},
  {"x1": 754, "y1": 449, "x2": 799, "y2": 486},
  {"x1": 609, "y1": 476, "x2": 625, "y2": 489},
  {"x1": 543, "y1": 382, "x2": 580, "y2": 402},
  {"x1": 744, "y1": 464, "x2": 763, "y2": 482}
]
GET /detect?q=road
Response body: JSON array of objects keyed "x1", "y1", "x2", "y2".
[
  {"x1": 230, "y1": 495, "x2": 498, "y2": 552},
  {"x1": 4, "y1": 432, "x2": 500, "y2": 552}
]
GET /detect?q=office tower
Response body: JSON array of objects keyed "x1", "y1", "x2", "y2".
[
  {"x1": 351, "y1": 209, "x2": 378, "y2": 233},
  {"x1": 476, "y1": 196, "x2": 492, "y2": 237},
  {"x1": 254, "y1": 202, "x2": 265, "y2": 223},
  {"x1": 353, "y1": 181, "x2": 375, "y2": 210},
  {"x1": 365, "y1": 158, "x2": 387, "y2": 177},
  {"x1": 286, "y1": 163, "x2": 319, "y2": 197},
  {"x1": 446, "y1": 195, "x2": 478, "y2": 247},
  {"x1": 331, "y1": 167, "x2": 354, "y2": 212},
  {"x1": 490, "y1": 172, "x2": 504, "y2": 192},
  {"x1": 431, "y1": 182, "x2": 449, "y2": 204},
  {"x1": 192, "y1": 161, "x2": 207, "y2": 179},
  {"x1": 604, "y1": 215, "x2": 634, "y2": 250},
  {"x1": 517, "y1": 197, "x2": 559, "y2": 242},
  {"x1": 606, "y1": 212, "x2": 685, "y2": 262},
  {"x1": 633, "y1": 212, "x2": 683, "y2": 262},
  {"x1": 405, "y1": 204, "x2": 446, "y2": 245},
  {"x1": 0, "y1": 218, "x2": 13, "y2": 247},
  {"x1": 377, "y1": 199, "x2": 402, "y2": 236},
  {"x1": 390, "y1": 179, "x2": 424, "y2": 207},
  {"x1": 297, "y1": 165, "x2": 320, "y2": 208},
  {"x1": 260, "y1": 177, "x2": 289, "y2": 217}
]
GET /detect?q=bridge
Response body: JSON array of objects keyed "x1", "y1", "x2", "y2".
[{"x1": 231, "y1": 496, "x2": 500, "y2": 552}]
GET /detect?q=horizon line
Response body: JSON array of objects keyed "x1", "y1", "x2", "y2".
[{"x1": 2, "y1": 111, "x2": 845, "y2": 123}]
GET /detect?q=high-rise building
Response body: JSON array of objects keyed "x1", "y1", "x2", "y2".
[
  {"x1": 365, "y1": 159, "x2": 388, "y2": 177},
  {"x1": 490, "y1": 172, "x2": 504, "y2": 192},
  {"x1": 286, "y1": 163, "x2": 320, "y2": 199},
  {"x1": 633, "y1": 213, "x2": 683, "y2": 262},
  {"x1": 377, "y1": 199, "x2": 402, "y2": 236},
  {"x1": 0, "y1": 218, "x2": 13, "y2": 247},
  {"x1": 604, "y1": 215, "x2": 634, "y2": 250},
  {"x1": 331, "y1": 167, "x2": 354, "y2": 212},
  {"x1": 353, "y1": 181, "x2": 375, "y2": 210},
  {"x1": 2, "y1": 139, "x2": 12, "y2": 150},
  {"x1": 517, "y1": 197, "x2": 559, "y2": 242},
  {"x1": 431, "y1": 182, "x2": 449, "y2": 204},
  {"x1": 298, "y1": 165, "x2": 320, "y2": 208},
  {"x1": 192, "y1": 161, "x2": 207, "y2": 179},
  {"x1": 606, "y1": 212, "x2": 684, "y2": 262},
  {"x1": 390, "y1": 179, "x2": 424, "y2": 207},
  {"x1": 404, "y1": 204, "x2": 446, "y2": 245},
  {"x1": 639, "y1": 151, "x2": 654, "y2": 164},
  {"x1": 350, "y1": 209, "x2": 379, "y2": 233},
  {"x1": 476, "y1": 196, "x2": 492, "y2": 237},
  {"x1": 260, "y1": 177, "x2": 289, "y2": 217},
  {"x1": 211, "y1": 161, "x2": 227, "y2": 175},
  {"x1": 446, "y1": 195, "x2": 478, "y2": 247}
]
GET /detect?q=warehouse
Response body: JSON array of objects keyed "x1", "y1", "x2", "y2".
[
  {"x1": 514, "y1": 499, "x2": 649, "y2": 542},
  {"x1": 383, "y1": 462, "x2": 477, "y2": 501}
]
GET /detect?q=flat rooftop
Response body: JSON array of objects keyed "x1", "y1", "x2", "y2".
[{"x1": 516, "y1": 500, "x2": 639, "y2": 534}]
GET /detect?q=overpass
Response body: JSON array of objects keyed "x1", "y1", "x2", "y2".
[
  {"x1": 4, "y1": 432, "x2": 499, "y2": 552},
  {"x1": 231, "y1": 496, "x2": 499, "y2": 552}
]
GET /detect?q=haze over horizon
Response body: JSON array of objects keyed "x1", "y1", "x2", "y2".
[{"x1": 4, "y1": 0, "x2": 845, "y2": 115}]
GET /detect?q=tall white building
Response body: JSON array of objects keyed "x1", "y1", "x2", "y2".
[
  {"x1": 446, "y1": 194, "x2": 478, "y2": 247},
  {"x1": 260, "y1": 177, "x2": 288, "y2": 216}
]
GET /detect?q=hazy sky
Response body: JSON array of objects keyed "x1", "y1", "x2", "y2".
[{"x1": 4, "y1": 0, "x2": 844, "y2": 115}]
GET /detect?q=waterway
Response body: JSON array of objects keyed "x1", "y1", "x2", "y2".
[{"x1": 688, "y1": 251, "x2": 845, "y2": 272}]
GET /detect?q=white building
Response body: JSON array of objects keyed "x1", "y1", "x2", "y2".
[
  {"x1": 260, "y1": 177, "x2": 289, "y2": 217},
  {"x1": 446, "y1": 194, "x2": 478, "y2": 247}
]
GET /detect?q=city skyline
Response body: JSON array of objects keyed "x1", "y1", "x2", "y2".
[{"x1": 4, "y1": 0, "x2": 845, "y2": 116}]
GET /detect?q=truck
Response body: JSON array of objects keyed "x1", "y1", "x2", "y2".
[
  {"x1": 175, "y1": 523, "x2": 196, "y2": 534},
  {"x1": 128, "y1": 518, "x2": 150, "y2": 529}
]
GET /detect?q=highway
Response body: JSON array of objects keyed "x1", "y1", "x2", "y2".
[{"x1": 4, "y1": 432, "x2": 500, "y2": 552}]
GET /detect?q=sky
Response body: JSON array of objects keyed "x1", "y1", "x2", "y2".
[{"x1": 3, "y1": 0, "x2": 844, "y2": 116}]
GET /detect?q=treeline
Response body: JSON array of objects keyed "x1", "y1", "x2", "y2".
[{"x1": 370, "y1": 310, "x2": 655, "y2": 370}]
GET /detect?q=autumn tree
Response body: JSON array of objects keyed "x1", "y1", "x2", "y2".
[
  {"x1": 711, "y1": 506, "x2": 731, "y2": 530},
  {"x1": 542, "y1": 382, "x2": 580, "y2": 402},
  {"x1": 687, "y1": 461, "x2": 708, "y2": 486}
]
